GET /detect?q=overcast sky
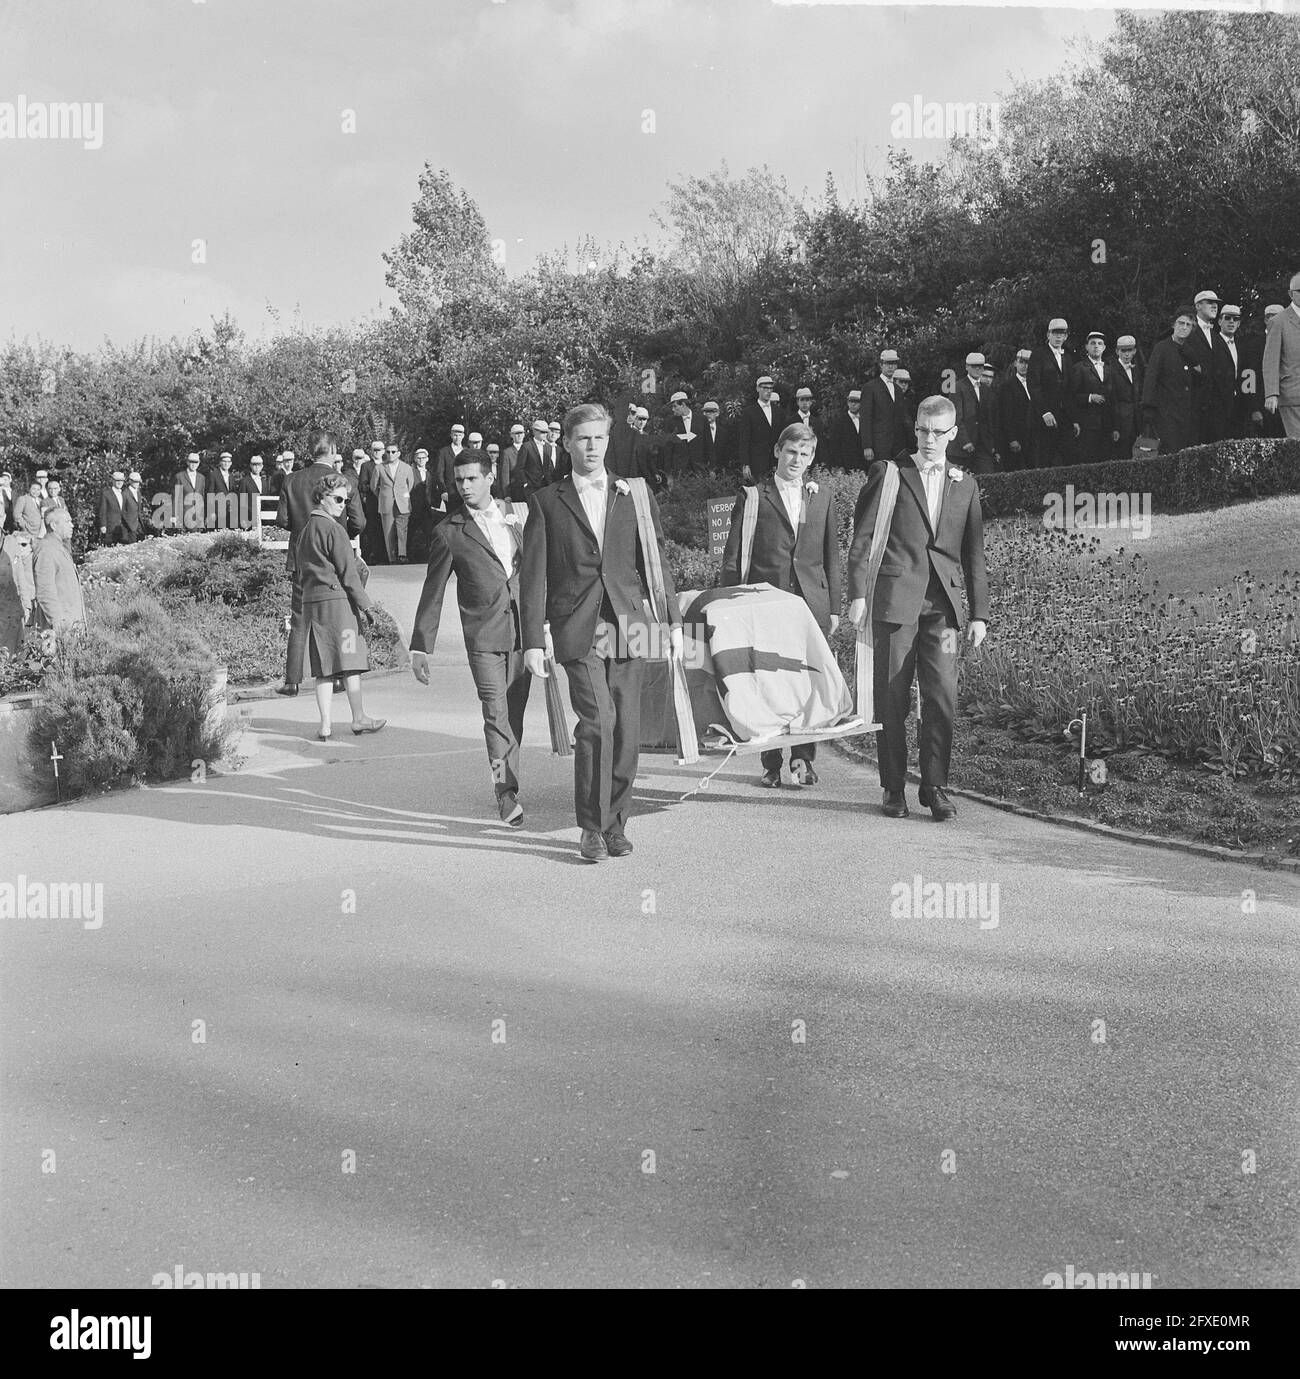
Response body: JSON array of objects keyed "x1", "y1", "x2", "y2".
[{"x1": 0, "y1": 0, "x2": 1116, "y2": 351}]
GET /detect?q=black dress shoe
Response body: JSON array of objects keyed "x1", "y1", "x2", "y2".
[
  {"x1": 498, "y1": 795, "x2": 524, "y2": 827},
  {"x1": 760, "y1": 769, "x2": 781, "y2": 789},
  {"x1": 602, "y1": 829, "x2": 633, "y2": 858},
  {"x1": 579, "y1": 829, "x2": 608, "y2": 862},
  {"x1": 881, "y1": 789, "x2": 909, "y2": 818},
  {"x1": 924, "y1": 786, "x2": 957, "y2": 821},
  {"x1": 790, "y1": 759, "x2": 818, "y2": 787},
  {"x1": 276, "y1": 684, "x2": 299, "y2": 697}
]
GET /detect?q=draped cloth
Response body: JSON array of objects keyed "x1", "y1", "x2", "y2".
[
  {"x1": 680, "y1": 584, "x2": 853, "y2": 743},
  {"x1": 853, "y1": 460, "x2": 901, "y2": 729}
]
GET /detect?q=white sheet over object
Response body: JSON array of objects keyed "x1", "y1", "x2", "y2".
[{"x1": 676, "y1": 583, "x2": 854, "y2": 743}]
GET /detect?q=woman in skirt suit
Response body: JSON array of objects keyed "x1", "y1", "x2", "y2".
[{"x1": 290, "y1": 475, "x2": 387, "y2": 742}]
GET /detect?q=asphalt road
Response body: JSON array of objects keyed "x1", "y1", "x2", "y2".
[{"x1": 2, "y1": 566, "x2": 1297, "y2": 1288}]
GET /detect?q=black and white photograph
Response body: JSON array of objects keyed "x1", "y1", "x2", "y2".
[{"x1": 1, "y1": 0, "x2": 1297, "y2": 1334}]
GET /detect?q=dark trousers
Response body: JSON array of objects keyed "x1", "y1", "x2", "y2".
[
  {"x1": 361, "y1": 497, "x2": 382, "y2": 562},
  {"x1": 466, "y1": 649, "x2": 531, "y2": 799},
  {"x1": 562, "y1": 649, "x2": 645, "y2": 832},
  {"x1": 1033, "y1": 421, "x2": 1073, "y2": 468},
  {"x1": 873, "y1": 575, "x2": 959, "y2": 792},
  {"x1": 761, "y1": 742, "x2": 814, "y2": 773},
  {"x1": 1075, "y1": 427, "x2": 1110, "y2": 465}
]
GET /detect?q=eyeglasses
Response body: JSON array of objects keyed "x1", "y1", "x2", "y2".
[
  {"x1": 916, "y1": 426, "x2": 954, "y2": 438},
  {"x1": 324, "y1": 491, "x2": 346, "y2": 504}
]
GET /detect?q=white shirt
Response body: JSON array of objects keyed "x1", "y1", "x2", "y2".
[
  {"x1": 849, "y1": 412, "x2": 860, "y2": 432},
  {"x1": 1199, "y1": 320, "x2": 1215, "y2": 347},
  {"x1": 1018, "y1": 372, "x2": 1031, "y2": 396},
  {"x1": 1092, "y1": 358, "x2": 1106, "y2": 382},
  {"x1": 758, "y1": 400, "x2": 772, "y2": 422},
  {"x1": 1051, "y1": 346, "x2": 1065, "y2": 368},
  {"x1": 571, "y1": 469, "x2": 609, "y2": 551},
  {"x1": 249, "y1": 473, "x2": 263, "y2": 492},
  {"x1": 882, "y1": 375, "x2": 895, "y2": 400},
  {"x1": 918, "y1": 460, "x2": 945, "y2": 530},
  {"x1": 469, "y1": 502, "x2": 515, "y2": 571},
  {"x1": 1222, "y1": 336, "x2": 1239, "y2": 370},
  {"x1": 773, "y1": 474, "x2": 803, "y2": 531}
]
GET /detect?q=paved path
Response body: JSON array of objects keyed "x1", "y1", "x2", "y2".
[{"x1": 1, "y1": 566, "x2": 1297, "y2": 1288}]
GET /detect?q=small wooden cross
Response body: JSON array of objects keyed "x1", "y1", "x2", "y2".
[{"x1": 50, "y1": 740, "x2": 63, "y2": 801}]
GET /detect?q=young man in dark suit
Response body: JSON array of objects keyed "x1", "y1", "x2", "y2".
[
  {"x1": 720, "y1": 422, "x2": 841, "y2": 789},
  {"x1": 697, "y1": 400, "x2": 731, "y2": 470},
  {"x1": 861, "y1": 349, "x2": 903, "y2": 465},
  {"x1": 171, "y1": 452, "x2": 206, "y2": 532},
  {"x1": 1027, "y1": 319, "x2": 1077, "y2": 466},
  {"x1": 1109, "y1": 336, "x2": 1145, "y2": 457},
  {"x1": 735, "y1": 374, "x2": 784, "y2": 482},
  {"x1": 1070, "y1": 332, "x2": 1118, "y2": 465},
  {"x1": 123, "y1": 472, "x2": 147, "y2": 541},
  {"x1": 410, "y1": 450, "x2": 531, "y2": 827},
  {"x1": 521, "y1": 403, "x2": 683, "y2": 862},
  {"x1": 1182, "y1": 290, "x2": 1236, "y2": 444},
  {"x1": 516, "y1": 419, "x2": 559, "y2": 499},
  {"x1": 847, "y1": 395, "x2": 989, "y2": 822},
  {"x1": 996, "y1": 351, "x2": 1036, "y2": 467},
  {"x1": 951, "y1": 352, "x2": 1000, "y2": 474}
]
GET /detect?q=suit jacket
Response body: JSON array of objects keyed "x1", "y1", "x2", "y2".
[
  {"x1": 517, "y1": 438, "x2": 560, "y2": 497},
  {"x1": 996, "y1": 372, "x2": 1036, "y2": 457},
  {"x1": 410, "y1": 503, "x2": 523, "y2": 655},
  {"x1": 501, "y1": 444, "x2": 524, "y2": 501},
  {"x1": 520, "y1": 475, "x2": 681, "y2": 665},
  {"x1": 369, "y1": 458, "x2": 415, "y2": 514},
  {"x1": 97, "y1": 486, "x2": 126, "y2": 536},
  {"x1": 12, "y1": 494, "x2": 45, "y2": 537},
  {"x1": 604, "y1": 424, "x2": 654, "y2": 484},
  {"x1": 123, "y1": 487, "x2": 146, "y2": 537},
  {"x1": 848, "y1": 457, "x2": 989, "y2": 630},
  {"x1": 952, "y1": 375, "x2": 998, "y2": 459},
  {"x1": 1263, "y1": 306, "x2": 1300, "y2": 402},
  {"x1": 1181, "y1": 322, "x2": 1236, "y2": 409},
  {"x1": 671, "y1": 412, "x2": 706, "y2": 473},
  {"x1": 289, "y1": 512, "x2": 373, "y2": 612},
  {"x1": 1027, "y1": 347, "x2": 1073, "y2": 427},
  {"x1": 696, "y1": 417, "x2": 731, "y2": 469},
  {"x1": 1141, "y1": 336, "x2": 1196, "y2": 451},
  {"x1": 276, "y1": 460, "x2": 365, "y2": 570},
  {"x1": 1227, "y1": 337, "x2": 1263, "y2": 432},
  {"x1": 240, "y1": 473, "x2": 268, "y2": 500},
  {"x1": 432, "y1": 446, "x2": 467, "y2": 508},
  {"x1": 826, "y1": 411, "x2": 866, "y2": 470},
  {"x1": 861, "y1": 376, "x2": 902, "y2": 462},
  {"x1": 735, "y1": 399, "x2": 784, "y2": 479},
  {"x1": 1069, "y1": 358, "x2": 1116, "y2": 434},
  {"x1": 208, "y1": 469, "x2": 237, "y2": 496},
  {"x1": 720, "y1": 479, "x2": 841, "y2": 633},
  {"x1": 1108, "y1": 359, "x2": 1145, "y2": 437},
  {"x1": 173, "y1": 469, "x2": 206, "y2": 497}
]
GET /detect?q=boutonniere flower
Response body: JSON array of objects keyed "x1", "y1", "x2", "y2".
[
  {"x1": 948, "y1": 467, "x2": 966, "y2": 483},
  {"x1": 501, "y1": 512, "x2": 520, "y2": 527},
  {"x1": 804, "y1": 480, "x2": 819, "y2": 494},
  {"x1": 613, "y1": 478, "x2": 631, "y2": 496}
]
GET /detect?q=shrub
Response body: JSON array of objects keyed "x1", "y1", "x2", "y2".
[
  {"x1": 28, "y1": 589, "x2": 236, "y2": 797},
  {"x1": 0, "y1": 635, "x2": 58, "y2": 698},
  {"x1": 664, "y1": 540, "x2": 720, "y2": 595}
]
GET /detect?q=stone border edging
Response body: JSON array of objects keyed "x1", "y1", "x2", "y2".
[{"x1": 831, "y1": 737, "x2": 1300, "y2": 875}]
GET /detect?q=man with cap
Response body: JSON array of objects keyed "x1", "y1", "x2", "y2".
[
  {"x1": 516, "y1": 417, "x2": 561, "y2": 498},
  {"x1": 996, "y1": 350, "x2": 1036, "y2": 468},
  {"x1": 606, "y1": 404, "x2": 653, "y2": 484},
  {"x1": 1027, "y1": 319, "x2": 1077, "y2": 467},
  {"x1": 242, "y1": 453, "x2": 268, "y2": 511},
  {"x1": 862, "y1": 350, "x2": 903, "y2": 466},
  {"x1": 827, "y1": 388, "x2": 864, "y2": 471},
  {"x1": 736, "y1": 374, "x2": 784, "y2": 482},
  {"x1": 369, "y1": 441, "x2": 416, "y2": 563},
  {"x1": 484, "y1": 442, "x2": 504, "y2": 497},
  {"x1": 670, "y1": 389, "x2": 704, "y2": 475},
  {"x1": 1109, "y1": 335, "x2": 1145, "y2": 458},
  {"x1": 171, "y1": 451, "x2": 206, "y2": 532},
  {"x1": 1254, "y1": 305, "x2": 1289, "y2": 437},
  {"x1": 357, "y1": 440, "x2": 385, "y2": 561},
  {"x1": 548, "y1": 421, "x2": 563, "y2": 453},
  {"x1": 1215, "y1": 306, "x2": 1260, "y2": 438},
  {"x1": 208, "y1": 451, "x2": 237, "y2": 529},
  {"x1": 952, "y1": 352, "x2": 1000, "y2": 474},
  {"x1": 122, "y1": 471, "x2": 147, "y2": 541},
  {"x1": 0, "y1": 471, "x2": 13, "y2": 535},
  {"x1": 792, "y1": 386, "x2": 818, "y2": 441},
  {"x1": 890, "y1": 369, "x2": 917, "y2": 458},
  {"x1": 406, "y1": 446, "x2": 434, "y2": 556},
  {"x1": 33, "y1": 469, "x2": 49, "y2": 500},
  {"x1": 1182, "y1": 290, "x2": 1236, "y2": 444},
  {"x1": 432, "y1": 424, "x2": 468, "y2": 515},
  {"x1": 1142, "y1": 305, "x2": 1198, "y2": 455},
  {"x1": 97, "y1": 471, "x2": 129, "y2": 544},
  {"x1": 1070, "y1": 332, "x2": 1118, "y2": 465},
  {"x1": 1263, "y1": 271, "x2": 1300, "y2": 440},
  {"x1": 698, "y1": 399, "x2": 730, "y2": 470},
  {"x1": 268, "y1": 450, "x2": 295, "y2": 498},
  {"x1": 501, "y1": 424, "x2": 527, "y2": 501},
  {"x1": 42, "y1": 479, "x2": 70, "y2": 548}
]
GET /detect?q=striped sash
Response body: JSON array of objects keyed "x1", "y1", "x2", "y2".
[
  {"x1": 627, "y1": 477, "x2": 699, "y2": 764},
  {"x1": 738, "y1": 485, "x2": 759, "y2": 583},
  {"x1": 508, "y1": 499, "x2": 570, "y2": 755},
  {"x1": 854, "y1": 461, "x2": 901, "y2": 728}
]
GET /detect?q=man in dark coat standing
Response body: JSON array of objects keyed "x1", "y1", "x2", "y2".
[
  {"x1": 1070, "y1": 332, "x2": 1117, "y2": 465},
  {"x1": 996, "y1": 351, "x2": 1036, "y2": 468},
  {"x1": 720, "y1": 422, "x2": 840, "y2": 789},
  {"x1": 1142, "y1": 306, "x2": 1199, "y2": 456},
  {"x1": 951, "y1": 352, "x2": 1000, "y2": 474},
  {"x1": 1182, "y1": 290, "x2": 1236, "y2": 444},
  {"x1": 1027, "y1": 319, "x2": 1077, "y2": 467},
  {"x1": 521, "y1": 403, "x2": 682, "y2": 863},
  {"x1": 735, "y1": 374, "x2": 784, "y2": 482},
  {"x1": 1109, "y1": 335, "x2": 1145, "y2": 458},
  {"x1": 861, "y1": 349, "x2": 904, "y2": 465}
]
